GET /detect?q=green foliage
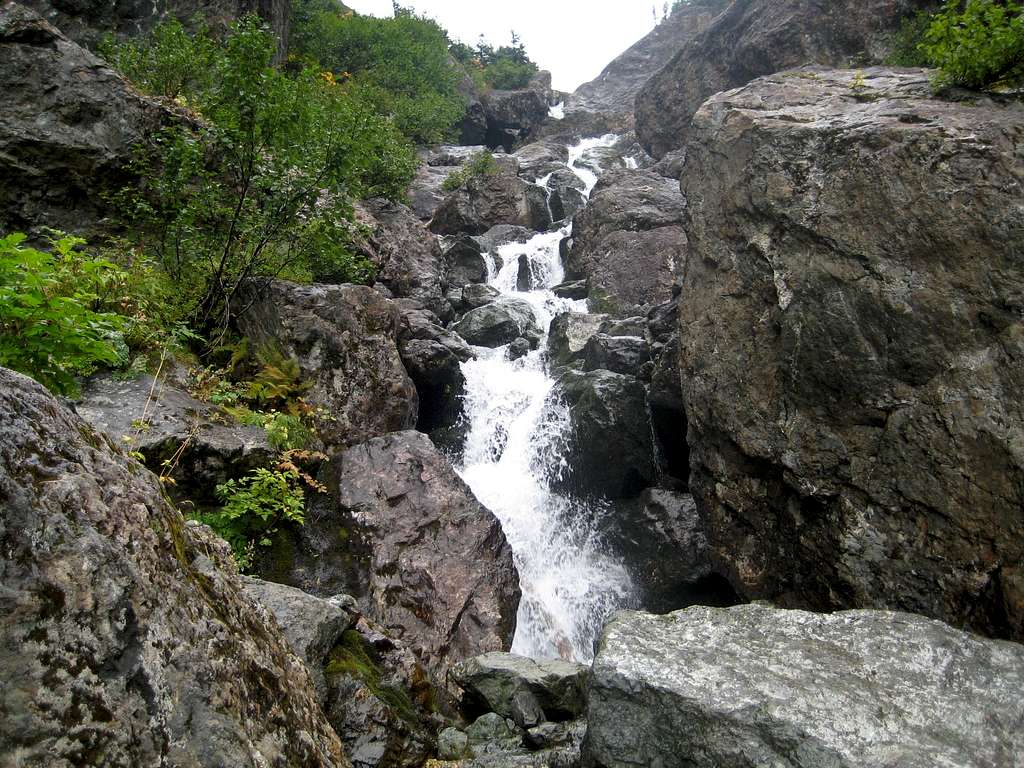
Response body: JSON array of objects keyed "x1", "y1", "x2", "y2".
[
  {"x1": 450, "y1": 32, "x2": 540, "y2": 91},
  {"x1": 98, "y1": 19, "x2": 216, "y2": 99},
  {"x1": 325, "y1": 630, "x2": 424, "y2": 723},
  {"x1": 887, "y1": 11, "x2": 937, "y2": 67},
  {"x1": 291, "y1": 0, "x2": 466, "y2": 143},
  {"x1": 207, "y1": 464, "x2": 307, "y2": 569},
  {"x1": 105, "y1": 16, "x2": 406, "y2": 333},
  {"x1": 920, "y1": 0, "x2": 1024, "y2": 90},
  {"x1": 441, "y1": 151, "x2": 500, "y2": 192},
  {"x1": 0, "y1": 233, "x2": 130, "y2": 395}
]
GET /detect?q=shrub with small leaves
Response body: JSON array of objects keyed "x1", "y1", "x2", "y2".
[
  {"x1": 921, "y1": 0, "x2": 1024, "y2": 90},
  {"x1": 441, "y1": 151, "x2": 500, "y2": 192}
]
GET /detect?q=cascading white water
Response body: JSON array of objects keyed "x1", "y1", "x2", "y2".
[{"x1": 457, "y1": 135, "x2": 637, "y2": 663}]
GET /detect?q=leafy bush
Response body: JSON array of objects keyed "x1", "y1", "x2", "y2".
[
  {"x1": 208, "y1": 465, "x2": 307, "y2": 569},
  {"x1": 98, "y1": 18, "x2": 216, "y2": 99},
  {"x1": 441, "y1": 151, "x2": 500, "y2": 192},
  {"x1": 291, "y1": 0, "x2": 466, "y2": 143},
  {"x1": 921, "y1": 0, "x2": 1024, "y2": 90},
  {"x1": 106, "y1": 17, "x2": 408, "y2": 333},
  {"x1": 0, "y1": 233, "x2": 130, "y2": 395}
]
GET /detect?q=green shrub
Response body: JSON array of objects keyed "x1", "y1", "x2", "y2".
[
  {"x1": 450, "y1": 33, "x2": 539, "y2": 91},
  {"x1": 291, "y1": 1, "x2": 466, "y2": 143},
  {"x1": 98, "y1": 18, "x2": 216, "y2": 99},
  {"x1": 0, "y1": 233, "x2": 130, "y2": 395},
  {"x1": 921, "y1": 0, "x2": 1024, "y2": 90},
  {"x1": 441, "y1": 151, "x2": 500, "y2": 192},
  {"x1": 106, "y1": 16, "x2": 410, "y2": 333}
]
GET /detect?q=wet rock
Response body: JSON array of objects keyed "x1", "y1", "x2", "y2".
[
  {"x1": 438, "y1": 728, "x2": 470, "y2": 760},
  {"x1": 651, "y1": 148, "x2": 687, "y2": 180},
  {"x1": 431, "y1": 165, "x2": 552, "y2": 236},
  {"x1": 466, "y1": 712, "x2": 515, "y2": 744},
  {"x1": 358, "y1": 198, "x2": 449, "y2": 316},
  {"x1": 647, "y1": 334, "x2": 688, "y2": 482},
  {"x1": 547, "y1": 312, "x2": 609, "y2": 366},
  {"x1": 452, "y1": 652, "x2": 589, "y2": 722},
  {"x1": 76, "y1": 369, "x2": 274, "y2": 504},
  {"x1": 516, "y1": 254, "x2": 533, "y2": 291},
  {"x1": 585, "y1": 605, "x2": 1024, "y2": 768},
  {"x1": 509, "y1": 690, "x2": 545, "y2": 730},
  {"x1": 636, "y1": 0, "x2": 936, "y2": 158},
  {"x1": 513, "y1": 140, "x2": 569, "y2": 177},
  {"x1": 453, "y1": 298, "x2": 543, "y2": 348},
  {"x1": 0, "y1": 3, "x2": 188, "y2": 236},
  {"x1": 445, "y1": 234, "x2": 490, "y2": 286},
  {"x1": 0, "y1": 367, "x2": 347, "y2": 767},
  {"x1": 462, "y1": 283, "x2": 502, "y2": 310},
  {"x1": 601, "y1": 490, "x2": 715, "y2": 613},
  {"x1": 551, "y1": 280, "x2": 588, "y2": 301},
  {"x1": 256, "y1": 430, "x2": 520, "y2": 679},
  {"x1": 506, "y1": 338, "x2": 532, "y2": 361},
  {"x1": 407, "y1": 162, "x2": 459, "y2": 220},
  {"x1": 398, "y1": 338, "x2": 465, "y2": 439},
  {"x1": 524, "y1": 720, "x2": 586, "y2": 752},
  {"x1": 324, "y1": 618, "x2": 438, "y2": 768},
  {"x1": 234, "y1": 279, "x2": 418, "y2": 450},
  {"x1": 601, "y1": 316, "x2": 647, "y2": 338},
  {"x1": 551, "y1": 369, "x2": 656, "y2": 500},
  {"x1": 679, "y1": 68, "x2": 1024, "y2": 640},
  {"x1": 645, "y1": 297, "x2": 678, "y2": 343},
  {"x1": 566, "y1": 169, "x2": 686, "y2": 314},
  {"x1": 569, "y1": 0, "x2": 723, "y2": 119},
  {"x1": 473, "y1": 224, "x2": 536, "y2": 254},
  {"x1": 582, "y1": 334, "x2": 650, "y2": 376},
  {"x1": 481, "y1": 74, "x2": 553, "y2": 152},
  {"x1": 240, "y1": 577, "x2": 354, "y2": 705}
]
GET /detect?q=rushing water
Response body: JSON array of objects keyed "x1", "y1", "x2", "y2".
[{"x1": 457, "y1": 135, "x2": 637, "y2": 663}]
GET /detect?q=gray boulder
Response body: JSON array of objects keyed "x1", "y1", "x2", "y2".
[
  {"x1": 585, "y1": 605, "x2": 1024, "y2": 767},
  {"x1": 480, "y1": 73, "x2": 553, "y2": 152},
  {"x1": 445, "y1": 233, "x2": 490, "y2": 286},
  {"x1": 454, "y1": 298, "x2": 543, "y2": 348},
  {"x1": 255, "y1": 430, "x2": 521, "y2": 679},
  {"x1": 473, "y1": 224, "x2": 536, "y2": 254},
  {"x1": 679, "y1": 68, "x2": 1024, "y2": 641},
  {"x1": 582, "y1": 333, "x2": 651, "y2": 377},
  {"x1": 513, "y1": 139, "x2": 569, "y2": 177},
  {"x1": 462, "y1": 283, "x2": 502, "y2": 310},
  {"x1": 547, "y1": 311, "x2": 609, "y2": 366},
  {"x1": 550, "y1": 369, "x2": 656, "y2": 500},
  {"x1": 566, "y1": 169, "x2": 686, "y2": 314},
  {"x1": 76, "y1": 369, "x2": 274, "y2": 504},
  {"x1": 0, "y1": 3, "x2": 187, "y2": 236},
  {"x1": 551, "y1": 280, "x2": 588, "y2": 301},
  {"x1": 544, "y1": 168, "x2": 587, "y2": 223},
  {"x1": 452, "y1": 652, "x2": 589, "y2": 722},
  {"x1": 430, "y1": 163, "x2": 551, "y2": 236},
  {"x1": 636, "y1": 0, "x2": 937, "y2": 158},
  {"x1": 234, "y1": 279, "x2": 418, "y2": 451},
  {"x1": 0, "y1": 367, "x2": 347, "y2": 767}
]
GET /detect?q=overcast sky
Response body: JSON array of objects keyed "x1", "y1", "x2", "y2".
[{"x1": 343, "y1": 0, "x2": 662, "y2": 92}]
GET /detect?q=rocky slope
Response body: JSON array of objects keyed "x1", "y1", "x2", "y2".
[
  {"x1": 569, "y1": 0, "x2": 725, "y2": 120},
  {"x1": 0, "y1": 367, "x2": 348, "y2": 767},
  {"x1": 636, "y1": 0, "x2": 938, "y2": 158},
  {"x1": 679, "y1": 67, "x2": 1024, "y2": 640}
]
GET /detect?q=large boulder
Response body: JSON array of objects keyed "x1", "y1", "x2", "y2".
[
  {"x1": 444, "y1": 233, "x2": 490, "y2": 286},
  {"x1": 0, "y1": 367, "x2": 347, "y2": 767},
  {"x1": 0, "y1": 3, "x2": 187, "y2": 236},
  {"x1": 679, "y1": 68, "x2": 1024, "y2": 639},
  {"x1": 452, "y1": 652, "x2": 589, "y2": 722},
  {"x1": 635, "y1": 0, "x2": 937, "y2": 158},
  {"x1": 357, "y1": 198, "x2": 449, "y2": 317},
  {"x1": 480, "y1": 72, "x2": 553, "y2": 152},
  {"x1": 566, "y1": 169, "x2": 686, "y2": 314},
  {"x1": 453, "y1": 298, "x2": 543, "y2": 349},
  {"x1": 255, "y1": 430, "x2": 521, "y2": 679},
  {"x1": 547, "y1": 311, "x2": 609, "y2": 367},
  {"x1": 584, "y1": 605, "x2": 1024, "y2": 768},
  {"x1": 550, "y1": 369, "x2": 656, "y2": 500},
  {"x1": 430, "y1": 164, "x2": 551, "y2": 236},
  {"x1": 76, "y1": 369, "x2": 274, "y2": 504},
  {"x1": 569, "y1": 0, "x2": 724, "y2": 119},
  {"x1": 234, "y1": 279, "x2": 418, "y2": 450}
]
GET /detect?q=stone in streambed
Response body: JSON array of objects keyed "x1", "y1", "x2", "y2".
[{"x1": 453, "y1": 298, "x2": 542, "y2": 348}]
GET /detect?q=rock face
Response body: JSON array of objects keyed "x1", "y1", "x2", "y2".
[
  {"x1": 76, "y1": 369, "x2": 274, "y2": 503},
  {"x1": 234, "y1": 279, "x2": 418, "y2": 450},
  {"x1": 585, "y1": 605, "x2": 1024, "y2": 768},
  {"x1": 0, "y1": 3, "x2": 186, "y2": 235},
  {"x1": 679, "y1": 68, "x2": 1024, "y2": 640},
  {"x1": 257, "y1": 430, "x2": 520, "y2": 679},
  {"x1": 480, "y1": 73, "x2": 553, "y2": 152},
  {"x1": 570, "y1": 0, "x2": 723, "y2": 118},
  {"x1": 358, "y1": 198, "x2": 449, "y2": 317},
  {"x1": 430, "y1": 163, "x2": 551, "y2": 236},
  {"x1": 566, "y1": 169, "x2": 686, "y2": 314},
  {"x1": 551, "y1": 369, "x2": 656, "y2": 500},
  {"x1": 21, "y1": 0, "x2": 291, "y2": 59},
  {"x1": 0, "y1": 367, "x2": 347, "y2": 767},
  {"x1": 635, "y1": 0, "x2": 936, "y2": 158}
]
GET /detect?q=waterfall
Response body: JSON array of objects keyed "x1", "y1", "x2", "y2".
[{"x1": 457, "y1": 135, "x2": 637, "y2": 663}]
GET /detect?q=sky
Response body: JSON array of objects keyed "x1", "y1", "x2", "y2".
[{"x1": 343, "y1": 0, "x2": 663, "y2": 92}]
